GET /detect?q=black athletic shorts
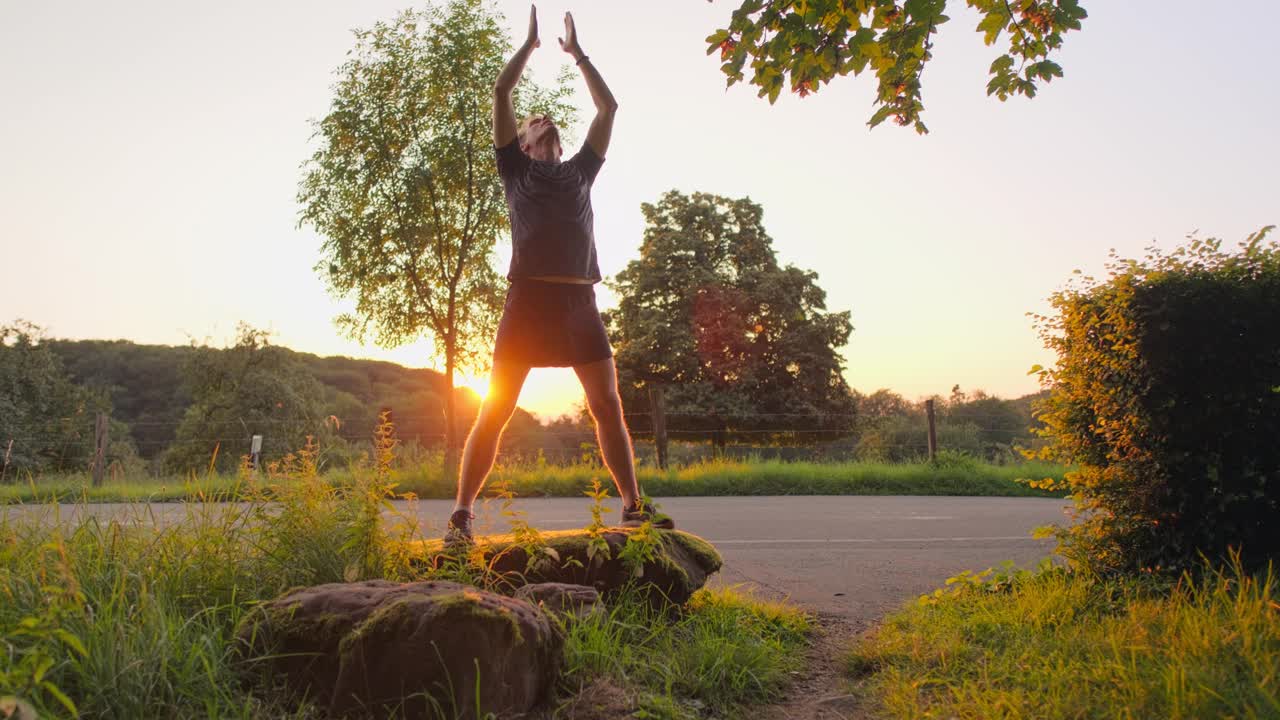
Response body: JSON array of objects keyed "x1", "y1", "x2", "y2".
[{"x1": 492, "y1": 278, "x2": 614, "y2": 368}]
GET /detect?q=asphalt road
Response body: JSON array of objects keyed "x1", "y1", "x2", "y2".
[
  {"x1": 458, "y1": 495, "x2": 1071, "y2": 620},
  {"x1": 7, "y1": 495, "x2": 1071, "y2": 623}
]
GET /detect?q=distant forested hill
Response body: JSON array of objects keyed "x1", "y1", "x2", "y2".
[
  {"x1": 44, "y1": 340, "x2": 559, "y2": 461},
  {"x1": 47, "y1": 340, "x2": 194, "y2": 459},
  {"x1": 33, "y1": 338, "x2": 1050, "y2": 471}
]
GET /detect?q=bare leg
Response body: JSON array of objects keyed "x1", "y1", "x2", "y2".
[
  {"x1": 455, "y1": 359, "x2": 531, "y2": 511},
  {"x1": 573, "y1": 356, "x2": 640, "y2": 510}
]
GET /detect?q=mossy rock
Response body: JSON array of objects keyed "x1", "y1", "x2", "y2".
[
  {"x1": 415, "y1": 528, "x2": 723, "y2": 606},
  {"x1": 514, "y1": 582, "x2": 602, "y2": 620},
  {"x1": 233, "y1": 579, "x2": 562, "y2": 719}
]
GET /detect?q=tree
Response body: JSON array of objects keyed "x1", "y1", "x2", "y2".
[
  {"x1": 0, "y1": 320, "x2": 134, "y2": 476},
  {"x1": 164, "y1": 324, "x2": 327, "y2": 473},
  {"x1": 944, "y1": 385, "x2": 1037, "y2": 460},
  {"x1": 298, "y1": 0, "x2": 575, "y2": 473},
  {"x1": 604, "y1": 191, "x2": 857, "y2": 448},
  {"x1": 48, "y1": 338, "x2": 193, "y2": 460},
  {"x1": 856, "y1": 388, "x2": 912, "y2": 422},
  {"x1": 706, "y1": 0, "x2": 1087, "y2": 132}
]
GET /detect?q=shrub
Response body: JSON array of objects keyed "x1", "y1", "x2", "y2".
[{"x1": 1031, "y1": 227, "x2": 1280, "y2": 575}]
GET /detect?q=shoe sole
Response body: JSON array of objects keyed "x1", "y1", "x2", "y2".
[{"x1": 621, "y1": 519, "x2": 675, "y2": 530}]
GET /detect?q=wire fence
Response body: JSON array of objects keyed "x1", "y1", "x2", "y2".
[{"x1": 0, "y1": 405, "x2": 1048, "y2": 480}]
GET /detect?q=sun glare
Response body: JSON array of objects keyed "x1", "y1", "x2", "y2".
[
  {"x1": 460, "y1": 374, "x2": 490, "y2": 399},
  {"x1": 452, "y1": 368, "x2": 585, "y2": 419}
]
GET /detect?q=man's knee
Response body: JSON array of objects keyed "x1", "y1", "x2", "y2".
[
  {"x1": 474, "y1": 396, "x2": 518, "y2": 435},
  {"x1": 587, "y1": 390, "x2": 624, "y2": 423}
]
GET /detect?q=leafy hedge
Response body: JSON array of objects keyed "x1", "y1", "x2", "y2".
[{"x1": 1032, "y1": 227, "x2": 1279, "y2": 575}]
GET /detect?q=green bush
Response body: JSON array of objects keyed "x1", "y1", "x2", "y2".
[{"x1": 1032, "y1": 227, "x2": 1280, "y2": 575}]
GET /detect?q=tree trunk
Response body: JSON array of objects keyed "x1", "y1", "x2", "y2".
[{"x1": 444, "y1": 350, "x2": 459, "y2": 480}]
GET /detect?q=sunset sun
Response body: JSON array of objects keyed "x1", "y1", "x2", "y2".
[{"x1": 459, "y1": 373, "x2": 490, "y2": 400}]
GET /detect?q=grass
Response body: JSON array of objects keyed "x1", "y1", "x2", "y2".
[
  {"x1": 559, "y1": 585, "x2": 810, "y2": 718},
  {"x1": 846, "y1": 556, "x2": 1280, "y2": 719},
  {"x1": 0, "y1": 434, "x2": 812, "y2": 719},
  {"x1": 0, "y1": 455, "x2": 1069, "y2": 504}
]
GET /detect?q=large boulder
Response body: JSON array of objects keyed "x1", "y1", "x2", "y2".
[
  {"x1": 234, "y1": 579, "x2": 562, "y2": 719},
  {"x1": 420, "y1": 528, "x2": 723, "y2": 606}
]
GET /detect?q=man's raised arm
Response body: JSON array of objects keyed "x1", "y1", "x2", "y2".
[
  {"x1": 559, "y1": 12, "x2": 617, "y2": 158},
  {"x1": 494, "y1": 5, "x2": 540, "y2": 148}
]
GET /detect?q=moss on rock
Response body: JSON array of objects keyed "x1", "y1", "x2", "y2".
[
  {"x1": 234, "y1": 580, "x2": 563, "y2": 718},
  {"x1": 414, "y1": 527, "x2": 724, "y2": 606}
]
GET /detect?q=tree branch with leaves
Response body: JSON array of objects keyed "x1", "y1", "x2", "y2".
[{"x1": 706, "y1": 0, "x2": 1086, "y2": 133}]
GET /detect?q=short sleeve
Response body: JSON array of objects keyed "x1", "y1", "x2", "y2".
[
  {"x1": 569, "y1": 141, "x2": 605, "y2": 184},
  {"x1": 495, "y1": 138, "x2": 530, "y2": 181}
]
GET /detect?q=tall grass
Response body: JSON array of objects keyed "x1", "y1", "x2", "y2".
[
  {"x1": 0, "y1": 454, "x2": 1069, "y2": 504},
  {"x1": 848, "y1": 555, "x2": 1280, "y2": 719},
  {"x1": 0, "y1": 428, "x2": 414, "y2": 718},
  {"x1": 1, "y1": 421, "x2": 812, "y2": 718},
  {"x1": 3, "y1": 500, "x2": 299, "y2": 717}
]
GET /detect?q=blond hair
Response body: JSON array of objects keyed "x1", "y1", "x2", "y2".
[{"x1": 517, "y1": 114, "x2": 560, "y2": 155}]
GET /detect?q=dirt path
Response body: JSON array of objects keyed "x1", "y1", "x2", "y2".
[{"x1": 761, "y1": 612, "x2": 872, "y2": 720}]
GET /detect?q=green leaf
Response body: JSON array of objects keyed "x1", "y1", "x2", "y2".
[
  {"x1": 977, "y1": 11, "x2": 1006, "y2": 44},
  {"x1": 33, "y1": 657, "x2": 54, "y2": 684},
  {"x1": 989, "y1": 55, "x2": 1015, "y2": 74},
  {"x1": 705, "y1": 29, "x2": 731, "y2": 47},
  {"x1": 54, "y1": 630, "x2": 88, "y2": 658},
  {"x1": 867, "y1": 104, "x2": 896, "y2": 128},
  {"x1": 986, "y1": 74, "x2": 1009, "y2": 98},
  {"x1": 41, "y1": 682, "x2": 78, "y2": 715}
]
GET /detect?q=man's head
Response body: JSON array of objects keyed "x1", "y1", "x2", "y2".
[{"x1": 518, "y1": 113, "x2": 562, "y2": 160}]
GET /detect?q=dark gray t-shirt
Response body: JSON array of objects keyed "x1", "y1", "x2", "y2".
[{"x1": 496, "y1": 138, "x2": 604, "y2": 283}]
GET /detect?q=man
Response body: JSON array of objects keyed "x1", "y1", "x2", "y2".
[{"x1": 445, "y1": 6, "x2": 673, "y2": 544}]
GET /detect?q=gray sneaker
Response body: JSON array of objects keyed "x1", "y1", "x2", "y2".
[
  {"x1": 621, "y1": 500, "x2": 674, "y2": 529},
  {"x1": 443, "y1": 509, "x2": 475, "y2": 545}
]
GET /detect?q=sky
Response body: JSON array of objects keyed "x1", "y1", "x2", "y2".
[{"x1": 2, "y1": 1, "x2": 1277, "y2": 421}]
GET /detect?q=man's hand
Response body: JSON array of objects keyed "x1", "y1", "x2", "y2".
[
  {"x1": 496, "y1": 5, "x2": 541, "y2": 145},
  {"x1": 558, "y1": 12, "x2": 583, "y2": 60},
  {"x1": 526, "y1": 5, "x2": 540, "y2": 49}
]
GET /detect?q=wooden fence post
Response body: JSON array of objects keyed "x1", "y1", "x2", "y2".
[
  {"x1": 711, "y1": 410, "x2": 727, "y2": 459},
  {"x1": 925, "y1": 399, "x2": 937, "y2": 462},
  {"x1": 648, "y1": 385, "x2": 668, "y2": 470},
  {"x1": 92, "y1": 412, "x2": 109, "y2": 486},
  {"x1": 250, "y1": 434, "x2": 264, "y2": 471},
  {"x1": 2, "y1": 439, "x2": 12, "y2": 485}
]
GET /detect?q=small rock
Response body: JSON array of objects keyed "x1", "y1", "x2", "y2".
[{"x1": 514, "y1": 583, "x2": 602, "y2": 620}]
